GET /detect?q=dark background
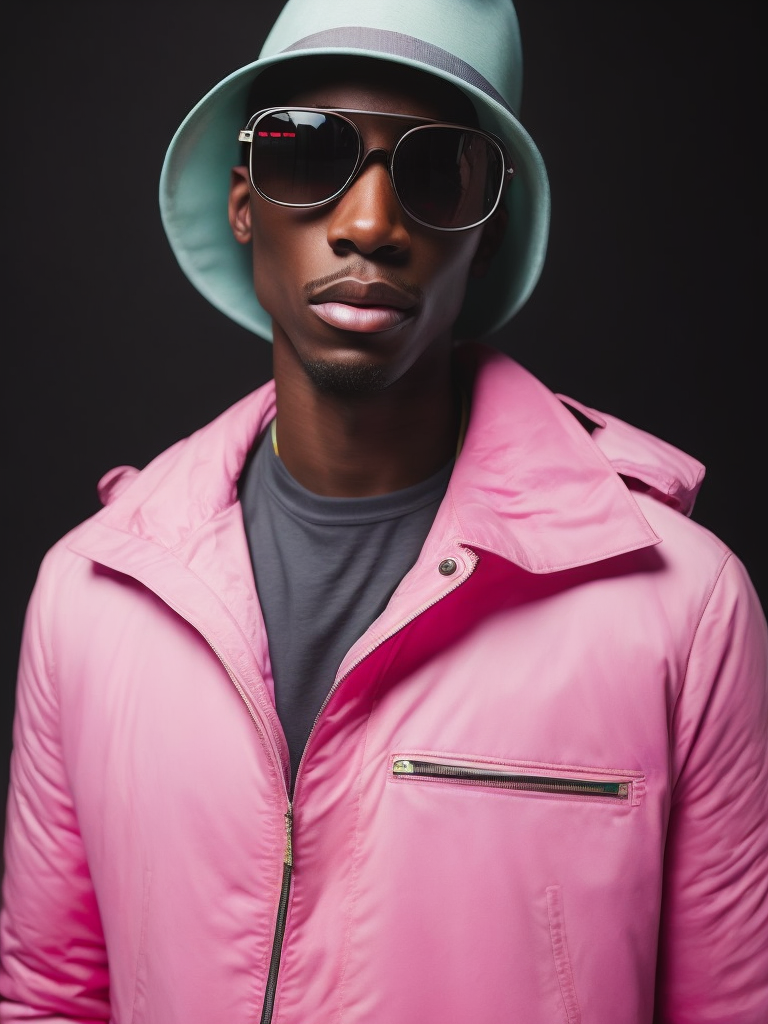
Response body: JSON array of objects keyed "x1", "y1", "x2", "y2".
[{"x1": 1, "y1": 3, "x2": 763, "y2": 847}]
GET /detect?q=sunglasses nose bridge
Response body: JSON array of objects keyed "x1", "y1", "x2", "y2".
[
  {"x1": 335, "y1": 143, "x2": 399, "y2": 205},
  {"x1": 327, "y1": 146, "x2": 412, "y2": 256},
  {"x1": 354, "y1": 145, "x2": 393, "y2": 180}
]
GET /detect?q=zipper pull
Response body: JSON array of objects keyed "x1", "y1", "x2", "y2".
[
  {"x1": 284, "y1": 805, "x2": 293, "y2": 868},
  {"x1": 393, "y1": 759, "x2": 414, "y2": 774}
]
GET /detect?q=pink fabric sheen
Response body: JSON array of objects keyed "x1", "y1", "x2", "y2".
[{"x1": 1, "y1": 343, "x2": 766, "y2": 1024}]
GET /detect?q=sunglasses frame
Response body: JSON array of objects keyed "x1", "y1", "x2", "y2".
[{"x1": 238, "y1": 107, "x2": 514, "y2": 232}]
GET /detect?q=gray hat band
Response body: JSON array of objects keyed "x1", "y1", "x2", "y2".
[{"x1": 282, "y1": 27, "x2": 514, "y2": 115}]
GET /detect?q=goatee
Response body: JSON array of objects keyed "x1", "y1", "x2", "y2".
[{"x1": 301, "y1": 358, "x2": 390, "y2": 396}]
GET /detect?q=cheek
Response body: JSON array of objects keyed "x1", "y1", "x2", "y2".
[
  {"x1": 249, "y1": 203, "x2": 323, "y2": 316},
  {"x1": 418, "y1": 231, "x2": 483, "y2": 316}
]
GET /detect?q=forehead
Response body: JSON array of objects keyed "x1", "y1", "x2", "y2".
[{"x1": 249, "y1": 56, "x2": 477, "y2": 125}]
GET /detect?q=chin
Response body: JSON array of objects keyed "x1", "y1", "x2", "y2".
[{"x1": 301, "y1": 356, "x2": 393, "y2": 396}]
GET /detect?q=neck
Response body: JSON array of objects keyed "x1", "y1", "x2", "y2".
[{"x1": 270, "y1": 328, "x2": 462, "y2": 497}]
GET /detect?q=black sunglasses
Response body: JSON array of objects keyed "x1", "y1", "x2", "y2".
[{"x1": 238, "y1": 107, "x2": 514, "y2": 231}]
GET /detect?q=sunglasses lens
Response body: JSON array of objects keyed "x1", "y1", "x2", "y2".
[
  {"x1": 394, "y1": 127, "x2": 504, "y2": 229},
  {"x1": 247, "y1": 112, "x2": 506, "y2": 229},
  {"x1": 251, "y1": 111, "x2": 359, "y2": 205}
]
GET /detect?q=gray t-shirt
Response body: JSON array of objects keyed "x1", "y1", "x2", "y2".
[{"x1": 239, "y1": 431, "x2": 452, "y2": 789}]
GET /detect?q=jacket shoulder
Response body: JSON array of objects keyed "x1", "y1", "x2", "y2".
[{"x1": 558, "y1": 395, "x2": 705, "y2": 517}]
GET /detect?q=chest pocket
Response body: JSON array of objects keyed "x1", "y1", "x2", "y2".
[{"x1": 390, "y1": 753, "x2": 645, "y2": 806}]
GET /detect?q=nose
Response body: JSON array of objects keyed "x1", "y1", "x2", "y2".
[{"x1": 326, "y1": 152, "x2": 411, "y2": 259}]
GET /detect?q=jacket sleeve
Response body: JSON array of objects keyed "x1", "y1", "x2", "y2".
[
  {"x1": 655, "y1": 553, "x2": 768, "y2": 1024},
  {"x1": 0, "y1": 562, "x2": 110, "y2": 1022}
]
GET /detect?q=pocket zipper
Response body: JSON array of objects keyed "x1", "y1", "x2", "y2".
[{"x1": 392, "y1": 758, "x2": 630, "y2": 799}]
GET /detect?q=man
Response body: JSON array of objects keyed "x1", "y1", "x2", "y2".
[{"x1": 1, "y1": 0, "x2": 766, "y2": 1021}]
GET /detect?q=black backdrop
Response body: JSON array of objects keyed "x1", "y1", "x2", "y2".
[{"x1": 1, "y1": 3, "x2": 763, "y2": 845}]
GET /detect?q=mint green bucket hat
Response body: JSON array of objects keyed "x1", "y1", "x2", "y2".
[{"x1": 160, "y1": 0, "x2": 550, "y2": 341}]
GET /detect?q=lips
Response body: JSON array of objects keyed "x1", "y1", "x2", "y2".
[{"x1": 308, "y1": 278, "x2": 418, "y2": 333}]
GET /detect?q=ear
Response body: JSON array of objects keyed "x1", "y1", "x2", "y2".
[
  {"x1": 470, "y1": 203, "x2": 508, "y2": 279},
  {"x1": 229, "y1": 166, "x2": 253, "y2": 244}
]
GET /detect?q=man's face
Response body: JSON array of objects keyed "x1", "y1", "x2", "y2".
[{"x1": 229, "y1": 64, "x2": 502, "y2": 396}]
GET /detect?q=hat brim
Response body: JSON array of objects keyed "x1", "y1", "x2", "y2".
[{"x1": 160, "y1": 46, "x2": 550, "y2": 342}]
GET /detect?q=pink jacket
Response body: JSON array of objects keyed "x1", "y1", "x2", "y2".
[{"x1": 2, "y1": 344, "x2": 767, "y2": 1024}]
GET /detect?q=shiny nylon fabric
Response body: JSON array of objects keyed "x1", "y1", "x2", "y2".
[{"x1": 1, "y1": 344, "x2": 766, "y2": 1023}]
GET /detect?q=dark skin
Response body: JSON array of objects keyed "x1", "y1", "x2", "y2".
[{"x1": 229, "y1": 64, "x2": 506, "y2": 497}]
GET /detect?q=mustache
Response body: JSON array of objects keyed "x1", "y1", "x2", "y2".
[{"x1": 303, "y1": 259, "x2": 422, "y2": 304}]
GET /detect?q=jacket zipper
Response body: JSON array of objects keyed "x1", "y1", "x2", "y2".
[
  {"x1": 393, "y1": 758, "x2": 630, "y2": 799},
  {"x1": 250, "y1": 550, "x2": 479, "y2": 1018},
  {"x1": 260, "y1": 807, "x2": 293, "y2": 1024},
  {"x1": 199, "y1": 633, "x2": 293, "y2": 1024},
  {"x1": 208, "y1": 553, "x2": 478, "y2": 1024}
]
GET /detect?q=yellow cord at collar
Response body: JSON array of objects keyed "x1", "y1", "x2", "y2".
[{"x1": 271, "y1": 390, "x2": 468, "y2": 462}]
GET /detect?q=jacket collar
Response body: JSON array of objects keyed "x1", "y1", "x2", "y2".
[
  {"x1": 70, "y1": 343, "x2": 703, "y2": 577},
  {"x1": 434, "y1": 343, "x2": 663, "y2": 572}
]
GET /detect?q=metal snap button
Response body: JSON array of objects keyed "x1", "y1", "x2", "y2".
[{"x1": 438, "y1": 558, "x2": 458, "y2": 576}]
